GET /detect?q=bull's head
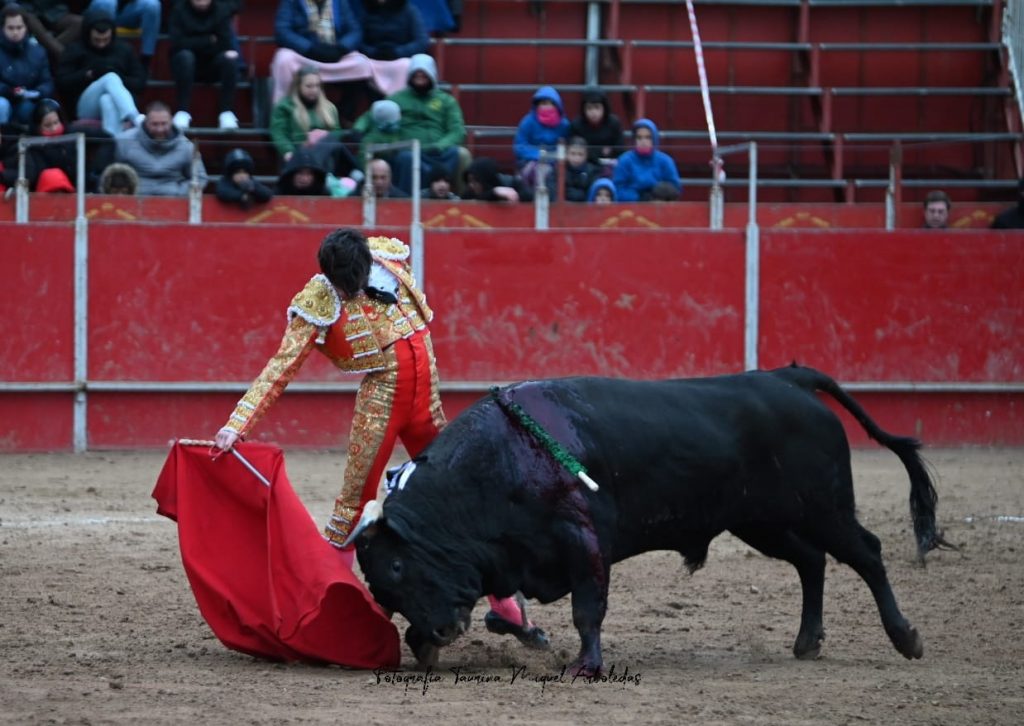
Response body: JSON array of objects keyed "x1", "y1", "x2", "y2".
[{"x1": 345, "y1": 499, "x2": 481, "y2": 649}]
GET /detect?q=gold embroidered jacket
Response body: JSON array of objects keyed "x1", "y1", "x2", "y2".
[{"x1": 222, "y1": 237, "x2": 432, "y2": 438}]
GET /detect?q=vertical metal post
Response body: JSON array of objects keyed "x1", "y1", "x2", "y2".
[
  {"x1": 744, "y1": 142, "x2": 760, "y2": 372},
  {"x1": 73, "y1": 133, "x2": 89, "y2": 451},
  {"x1": 15, "y1": 137, "x2": 29, "y2": 223},
  {"x1": 709, "y1": 157, "x2": 724, "y2": 229},
  {"x1": 885, "y1": 141, "x2": 902, "y2": 231},
  {"x1": 362, "y1": 150, "x2": 376, "y2": 227},
  {"x1": 188, "y1": 148, "x2": 202, "y2": 224},
  {"x1": 534, "y1": 157, "x2": 550, "y2": 230},
  {"x1": 410, "y1": 140, "x2": 424, "y2": 283},
  {"x1": 585, "y1": 2, "x2": 601, "y2": 86}
]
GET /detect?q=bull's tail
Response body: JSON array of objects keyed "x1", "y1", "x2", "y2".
[{"x1": 773, "y1": 364, "x2": 956, "y2": 562}]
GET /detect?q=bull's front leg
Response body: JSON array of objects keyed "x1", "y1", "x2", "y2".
[{"x1": 569, "y1": 574, "x2": 609, "y2": 677}]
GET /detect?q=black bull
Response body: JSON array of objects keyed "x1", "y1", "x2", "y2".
[{"x1": 349, "y1": 366, "x2": 951, "y2": 674}]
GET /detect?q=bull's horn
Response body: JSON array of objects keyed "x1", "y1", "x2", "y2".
[{"x1": 340, "y1": 499, "x2": 383, "y2": 549}]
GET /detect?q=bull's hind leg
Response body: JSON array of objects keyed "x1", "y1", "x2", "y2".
[
  {"x1": 731, "y1": 526, "x2": 827, "y2": 659},
  {"x1": 808, "y1": 519, "x2": 923, "y2": 660}
]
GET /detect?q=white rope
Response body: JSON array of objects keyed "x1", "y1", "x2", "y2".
[{"x1": 685, "y1": 0, "x2": 718, "y2": 155}]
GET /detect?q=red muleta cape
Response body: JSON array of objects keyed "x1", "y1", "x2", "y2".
[{"x1": 151, "y1": 441, "x2": 400, "y2": 669}]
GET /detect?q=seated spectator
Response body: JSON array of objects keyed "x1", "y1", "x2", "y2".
[
  {"x1": 270, "y1": 0, "x2": 411, "y2": 113},
  {"x1": 422, "y1": 165, "x2": 457, "y2": 199},
  {"x1": 0, "y1": 4, "x2": 55, "y2": 126},
  {"x1": 55, "y1": 7, "x2": 144, "y2": 137},
  {"x1": 269, "y1": 65, "x2": 358, "y2": 177},
  {"x1": 563, "y1": 136, "x2": 600, "y2": 203},
  {"x1": 85, "y1": 0, "x2": 161, "y2": 75},
  {"x1": 588, "y1": 177, "x2": 615, "y2": 204},
  {"x1": 114, "y1": 100, "x2": 209, "y2": 196},
  {"x1": 650, "y1": 180, "x2": 680, "y2": 202},
  {"x1": 275, "y1": 145, "x2": 329, "y2": 195},
  {"x1": 613, "y1": 118, "x2": 681, "y2": 202},
  {"x1": 356, "y1": 98, "x2": 402, "y2": 164},
  {"x1": 216, "y1": 147, "x2": 273, "y2": 209},
  {"x1": 358, "y1": 156, "x2": 407, "y2": 198},
  {"x1": 98, "y1": 160, "x2": 138, "y2": 193},
  {"x1": 23, "y1": 97, "x2": 115, "y2": 192},
  {"x1": 7, "y1": 1, "x2": 82, "y2": 61},
  {"x1": 569, "y1": 87, "x2": 623, "y2": 166},
  {"x1": 167, "y1": 0, "x2": 241, "y2": 131},
  {"x1": 990, "y1": 178, "x2": 1024, "y2": 229},
  {"x1": 376, "y1": 53, "x2": 469, "y2": 195},
  {"x1": 0, "y1": 119, "x2": 24, "y2": 192},
  {"x1": 353, "y1": 0, "x2": 428, "y2": 61},
  {"x1": 514, "y1": 85, "x2": 569, "y2": 192},
  {"x1": 922, "y1": 190, "x2": 950, "y2": 229},
  {"x1": 462, "y1": 156, "x2": 529, "y2": 203}
]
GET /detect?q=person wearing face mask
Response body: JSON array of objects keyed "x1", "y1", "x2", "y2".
[
  {"x1": 269, "y1": 66, "x2": 359, "y2": 178},
  {"x1": 513, "y1": 85, "x2": 570, "y2": 193},
  {"x1": 613, "y1": 118, "x2": 681, "y2": 203},
  {"x1": 21, "y1": 97, "x2": 114, "y2": 192}
]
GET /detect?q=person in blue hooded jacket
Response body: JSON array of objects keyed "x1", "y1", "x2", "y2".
[
  {"x1": 613, "y1": 118, "x2": 681, "y2": 202},
  {"x1": 513, "y1": 85, "x2": 570, "y2": 191}
]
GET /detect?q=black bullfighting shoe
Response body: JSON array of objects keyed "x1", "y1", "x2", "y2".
[{"x1": 483, "y1": 610, "x2": 551, "y2": 649}]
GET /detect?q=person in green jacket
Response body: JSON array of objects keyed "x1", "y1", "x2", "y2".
[
  {"x1": 353, "y1": 53, "x2": 469, "y2": 195},
  {"x1": 269, "y1": 65, "x2": 358, "y2": 177}
]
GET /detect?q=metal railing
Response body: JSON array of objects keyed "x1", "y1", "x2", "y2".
[{"x1": 1005, "y1": 0, "x2": 1024, "y2": 121}]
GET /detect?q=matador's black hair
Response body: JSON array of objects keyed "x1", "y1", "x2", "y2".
[{"x1": 318, "y1": 228, "x2": 372, "y2": 299}]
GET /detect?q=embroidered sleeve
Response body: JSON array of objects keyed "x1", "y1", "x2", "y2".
[{"x1": 222, "y1": 316, "x2": 319, "y2": 437}]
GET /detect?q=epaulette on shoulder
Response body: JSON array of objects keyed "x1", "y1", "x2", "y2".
[
  {"x1": 367, "y1": 235, "x2": 410, "y2": 261},
  {"x1": 287, "y1": 274, "x2": 341, "y2": 327}
]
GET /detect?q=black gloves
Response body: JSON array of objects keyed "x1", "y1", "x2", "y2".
[{"x1": 307, "y1": 42, "x2": 346, "y2": 63}]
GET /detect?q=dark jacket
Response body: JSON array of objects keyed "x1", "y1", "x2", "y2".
[
  {"x1": 168, "y1": 0, "x2": 236, "y2": 57},
  {"x1": 462, "y1": 157, "x2": 531, "y2": 202},
  {"x1": 353, "y1": 0, "x2": 428, "y2": 60},
  {"x1": 216, "y1": 148, "x2": 273, "y2": 208},
  {"x1": 990, "y1": 202, "x2": 1024, "y2": 229},
  {"x1": 276, "y1": 145, "x2": 329, "y2": 195},
  {"x1": 24, "y1": 122, "x2": 114, "y2": 192},
  {"x1": 569, "y1": 88, "x2": 624, "y2": 163},
  {"x1": 0, "y1": 33, "x2": 55, "y2": 100},
  {"x1": 564, "y1": 159, "x2": 601, "y2": 202},
  {"x1": 55, "y1": 7, "x2": 145, "y2": 111},
  {"x1": 0, "y1": 120, "x2": 23, "y2": 188},
  {"x1": 274, "y1": 0, "x2": 362, "y2": 57}
]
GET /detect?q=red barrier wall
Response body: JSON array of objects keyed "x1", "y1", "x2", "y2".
[{"x1": 2, "y1": 222, "x2": 1022, "y2": 451}]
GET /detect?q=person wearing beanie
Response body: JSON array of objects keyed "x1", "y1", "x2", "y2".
[
  {"x1": 84, "y1": 0, "x2": 162, "y2": 73},
  {"x1": 0, "y1": 4, "x2": 55, "y2": 126},
  {"x1": 54, "y1": 6, "x2": 145, "y2": 136},
  {"x1": 612, "y1": 118, "x2": 681, "y2": 202},
  {"x1": 356, "y1": 52, "x2": 469, "y2": 195},
  {"x1": 357, "y1": 98, "x2": 403, "y2": 163},
  {"x1": 990, "y1": 178, "x2": 1024, "y2": 229},
  {"x1": 216, "y1": 147, "x2": 273, "y2": 209},
  {"x1": 569, "y1": 88, "x2": 624, "y2": 165},
  {"x1": 513, "y1": 85, "x2": 570, "y2": 192}
]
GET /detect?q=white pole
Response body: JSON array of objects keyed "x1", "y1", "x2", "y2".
[
  {"x1": 73, "y1": 133, "x2": 89, "y2": 451},
  {"x1": 411, "y1": 140, "x2": 424, "y2": 283},
  {"x1": 744, "y1": 142, "x2": 760, "y2": 372}
]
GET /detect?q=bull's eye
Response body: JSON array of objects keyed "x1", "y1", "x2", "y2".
[{"x1": 389, "y1": 557, "x2": 403, "y2": 581}]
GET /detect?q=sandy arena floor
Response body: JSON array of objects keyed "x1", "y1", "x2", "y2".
[{"x1": 1, "y1": 447, "x2": 1022, "y2": 725}]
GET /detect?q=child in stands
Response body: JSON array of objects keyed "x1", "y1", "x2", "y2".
[{"x1": 216, "y1": 147, "x2": 274, "y2": 209}]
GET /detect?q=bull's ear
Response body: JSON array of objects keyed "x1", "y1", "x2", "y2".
[{"x1": 340, "y1": 500, "x2": 383, "y2": 548}]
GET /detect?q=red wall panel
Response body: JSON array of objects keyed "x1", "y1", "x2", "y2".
[{"x1": 0, "y1": 394, "x2": 73, "y2": 451}]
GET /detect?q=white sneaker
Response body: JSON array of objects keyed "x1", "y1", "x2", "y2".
[
  {"x1": 172, "y1": 110, "x2": 191, "y2": 130},
  {"x1": 218, "y1": 111, "x2": 239, "y2": 130}
]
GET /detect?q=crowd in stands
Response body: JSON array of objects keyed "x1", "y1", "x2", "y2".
[{"x1": 0, "y1": 0, "x2": 1021, "y2": 225}]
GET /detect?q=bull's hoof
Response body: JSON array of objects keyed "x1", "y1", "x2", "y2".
[
  {"x1": 893, "y1": 626, "x2": 924, "y2": 660},
  {"x1": 793, "y1": 629, "x2": 825, "y2": 660},
  {"x1": 483, "y1": 610, "x2": 551, "y2": 650},
  {"x1": 568, "y1": 659, "x2": 602, "y2": 679},
  {"x1": 405, "y1": 627, "x2": 440, "y2": 669}
]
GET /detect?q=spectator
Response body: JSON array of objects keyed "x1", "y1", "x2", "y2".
[
  {"x1": 358, "y1": 156, "x2": 407, "y2": 198},
  {"x1": 422, "y1": 165, "x2": 457, "y2": 199},
  {"x1": 55, "y1": 7, "x2": 145, "y2": 137},
  {"x1": 990, "y1": 178, "x2": 1024, "y2": 229},
  {"x1": 377, "y1": 53, "x2": 469, "y2": 195},
  {"x1": 215, "y1": 147, "x2": 273, "y2": 209},
  {"x1": 114, "y1": 100, "x2": 208, "y2": 196},
  {"x1": 357, "y1": 98, "x2": 402, "y2": 160},
  {"x1": 569, "y1": 87, "x2": 623, "y2": 166},
  {"x1": 270, "y1": 0, "x2": 410, "y2": 113},
  {"x1": 167, "y1": 0, "x2": 241, "y2": 131},
  {"x1": 21, "y1": 97, "x2": 115, "y2": 192},
  {"x1": 0, "y1": 119, "x2": 23, "y2": 192},
  {"x1": 462, "y1": 156, "x2": 528, "y2": 203},
  {"x1": 353, "y1": 0, "x2": 428, "y2": 61},
  {"x1": 0, "y1": 4, "x2": 55, "y2": 126},
  {"x1": 613, "y1": 118, "x2": 681, "y2": 202},
  {"x1": 85, "y1": 0, "x2": 161, "y2": 75},
  {"x1": 922, "y1": 190, "x2": 951, "y2": 229},
  {"x1": 98, "y1": 160, "x2": 138, "y2": 193},
  {"x1": 4, "y1": 1, "x2": 83, "y2": 61},
  {"x1": 275, "y1": 144, "x2": 329, "y2": 195},
  {"x1": 269, "y1": 65, "x2": 358, "y2": 177},
  {"x1": 650, "y1": 180, "x2": 680, "y2": 202},
  {"x1": 513, "y1": 85, "x2": 569, "y2": 192},
  {"x1": 588, "y1": 177, "x2": 615, "y2": 204},
  {"x1": 563, "y1": 135, "x2": 600, "y2": 202}
]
